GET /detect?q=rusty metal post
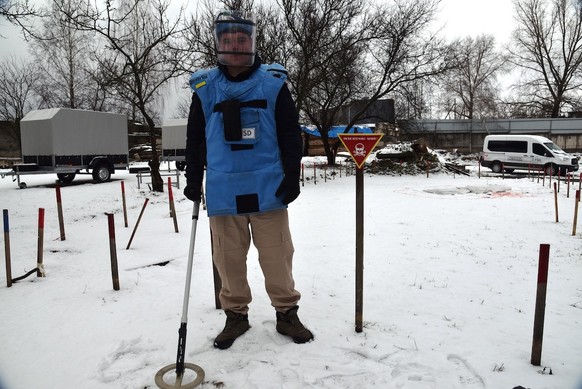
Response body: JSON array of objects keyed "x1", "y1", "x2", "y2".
[
  {"x1": 37, "y1": 208, "x2": 45, "y2": 277},
  {"x1": 573, "y1": 190, "x2": 580, "y2": 236},
  {"x1": 554, "y1": 182, "x2": 559, "y2": 223},
  {"x1": 355, "y1": 167, "x2": 364, "y2": 333},
  {"x1": 531, "y1": 244, "x2": 550, "y2": 366},
  {"x1": 121, "y1": 181, "x2": 128, "y2": 228},
  {"x1": 168, "y1": 177, "x2": 179, "y2": 233},
  {"x1": 126, "y1": 198, "x2": 149, "y2": 250},
  {"x1": 107, "y1": 213, "x2": 120, "y2": 291},
  {"x1": 55, "y1": 184, "x2": 66, "y2": 241},
  {"x1": 3, "y1": 209, "x2": 12, "y2": 287},
  {"x1": 210, "y1": 229, "x2": 222, "y2": 310}
]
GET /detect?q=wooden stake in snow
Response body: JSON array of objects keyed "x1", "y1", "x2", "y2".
[
  {"x1": 55, "y1": 184, "x2": 66, "y2": 241},
  {"x1": 3, "y1": 209, "x2": 12, "y2": 287},
  {"x1": 107, "y1": 213, "x2": 120, "y2": 291},
  {"x1": 121, "y1": 181, "x2": 128, "y2": 228},
  {"x1": 126, "y1": 198, "x2": 149, "y2": 250},
  {"x1": 548, "y1": 167, "x2": 553, "y2": 187},
  {"x1": 168, "y1": 177, "x2": 179, "y2": 233},
  {"x1": 553, "y1": 182, "x2": 559, "y2": 223},
  {"x1": 573, "y1": 190, "x2": 580, "y2": 236},
  {"x1": 37, "y1": 208, "x2": 45, "y2": 277},
  {"x1": 531, "y1": 243, "x2": 550, "y2": 366}
]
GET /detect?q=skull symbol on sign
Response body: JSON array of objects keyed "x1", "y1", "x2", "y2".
[{"x1": 353, "y1": 143, "x2": 366, "y2": 157}]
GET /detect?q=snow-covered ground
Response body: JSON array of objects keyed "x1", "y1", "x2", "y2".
[{"x1": 1, "y1": 158, "x2": 581, "y2": 389}]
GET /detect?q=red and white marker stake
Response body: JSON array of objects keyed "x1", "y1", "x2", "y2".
[{"x1": 531, "y1": 244, "x2": 550, "y2": 366}]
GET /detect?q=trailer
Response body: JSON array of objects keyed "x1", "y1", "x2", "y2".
[
  {"x1": 161, "y1": 118, "x2": 187, "y2": 171},
  {"x1": 1, "y1": 108, "x2": 128, "y2": 188}
]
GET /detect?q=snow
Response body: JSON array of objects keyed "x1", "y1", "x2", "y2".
[{"x1": 1, "y1": 159, "x2": 582, "y2": 389}]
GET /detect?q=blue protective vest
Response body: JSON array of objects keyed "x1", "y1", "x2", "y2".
[{"x1": 189, "y1": 64, "x2": 288, "y2": 216}]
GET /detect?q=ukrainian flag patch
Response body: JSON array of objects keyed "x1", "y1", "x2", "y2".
[{"x1": 195, "y1": 80, "x2": 207, "y2": 89}]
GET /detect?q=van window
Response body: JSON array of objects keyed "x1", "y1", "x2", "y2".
[
  {"x1": 543, "y1": 142, "x2": 564, "y2": 153},
  {"x1": 487, "y1": 140, "x2": 527, "y2": 153},
  {"x1": 533, "y1": 143, "x2": 553, "y2": 157}
]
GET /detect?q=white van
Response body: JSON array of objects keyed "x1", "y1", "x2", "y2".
[{"x1": 480, "y1": 135, "x2": 579, "y2": 175}]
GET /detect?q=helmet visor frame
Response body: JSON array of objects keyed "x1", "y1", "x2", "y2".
[{"x1": 214, "y1": 11, "x2": 257, "y2": 67}]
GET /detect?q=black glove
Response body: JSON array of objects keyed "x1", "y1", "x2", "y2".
[
  {"x1": 275, "y1": 172, "x2": 300, "y2": 205},
  {"x1": 183, "y1": 183, "x2": 201, "y2": 202}
]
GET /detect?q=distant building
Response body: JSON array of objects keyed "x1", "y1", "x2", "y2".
[
  {"x1": 401, "y1": 118, "x2": 582, "y2": 153},
  {"x1": 335, "y1": 99, "x2": 395, "y2": 125}
]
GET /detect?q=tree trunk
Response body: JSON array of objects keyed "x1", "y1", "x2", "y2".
[
  {"x1": 321, "y1": 132, "x2": 335, "y2": 165},
  {"x1": 145, "y1": 115, "x2": 164, "y2": 192}
]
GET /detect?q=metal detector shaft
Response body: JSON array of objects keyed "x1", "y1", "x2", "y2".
[{"x1": 175, "y1": 201, "x2": 200, "y2": 376}]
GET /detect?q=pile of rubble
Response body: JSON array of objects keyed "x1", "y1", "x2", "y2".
[{"x1": 366, "y1": 141, "x2": 472, "y2": 176}]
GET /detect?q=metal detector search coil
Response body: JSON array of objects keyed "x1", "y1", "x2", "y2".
[
  {"x1": 154, "y1": 362, "x2": 204, "y2": 389},
  {"x1": 155, "y1": 202, "x2": 205, "y2": 388}
]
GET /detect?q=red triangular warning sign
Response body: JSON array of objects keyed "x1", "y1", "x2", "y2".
[{"x1": 338, "y1": 133, "x2": 384, "y2": 169}]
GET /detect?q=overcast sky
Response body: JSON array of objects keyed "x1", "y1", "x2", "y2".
[
  {"x1": 0, "y1": 0, "x2": 516, "y2": 61},
  {"x1": 438, "y1": 0, "x2": 515, "y2": 45}
]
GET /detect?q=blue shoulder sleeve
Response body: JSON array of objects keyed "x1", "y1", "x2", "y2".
[
  {"x1": 263, "y1": 63, "x2": 288, "y2": 82},
  {"x1": 189, "y1": 68, "x2": 214, "y2": 91}
]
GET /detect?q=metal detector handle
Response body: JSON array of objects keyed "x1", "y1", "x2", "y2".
[
  {"x1": 176, "y1": 201, "x2": 200, "y2": 376},
  {"x1": 181, "y1": 201, "x2": 200, "y2": 323}
]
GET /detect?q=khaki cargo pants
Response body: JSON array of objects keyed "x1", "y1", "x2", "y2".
[{"x1": 209, "y1": 208, "x2": 301, "y2": 314}]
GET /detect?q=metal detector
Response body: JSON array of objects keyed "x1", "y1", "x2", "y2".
[{"x1": 155, "y1": 202, "x2": 205, "y2": 389}]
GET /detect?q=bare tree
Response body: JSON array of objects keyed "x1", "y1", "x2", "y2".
[
  {"x1": 58, "y1": 0, "x2": 191, "y2": 192},
  {"x1": 31, "y1": 0, "x2": 113, "y2": 111},
  {"x1": 279, "y1": 0, "x2": 377, "y2": 164},
  {"x1": 0, "y1": 0, "x2": 40, "y2": 38},
  {"x1": 363, "y1": 0, "x2": 452, "y2": 111},
  {"x1": 0, "y1": 55, "x2": 40, "y2": 151},
  {"x1": 439, "y1": 35, "x2": 509, "y2": 119},
  {"x1": 396, "y1": 79, "x2": 435, "y2": 119},
  {"x1": 510, "y1": 0, "x2": 582, "y2": 117},
  {"x1": 281, "y1": 0, "x2": 451, "y2": 164}
]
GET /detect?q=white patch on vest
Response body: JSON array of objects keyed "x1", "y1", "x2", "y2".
[{"x1": 241, "y1": 127, "x2": 256, "y2": 140}]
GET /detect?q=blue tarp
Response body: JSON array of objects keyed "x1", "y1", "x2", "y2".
[{"x1": 301, "y1": 125, "x2": 373, "y2": 138}]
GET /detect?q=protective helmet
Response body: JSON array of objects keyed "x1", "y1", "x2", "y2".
[{"x1": 214, "y1": 10, "x2": 256, "y2": 67}]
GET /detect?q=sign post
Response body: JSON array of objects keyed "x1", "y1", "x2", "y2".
[{"x1": 338, "y1": 133, "x2": 383, "y2": 332}]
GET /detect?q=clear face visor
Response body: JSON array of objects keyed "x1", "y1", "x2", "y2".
[{"x1": 214, "y1": 11, "x2": 257, "y2": 67}]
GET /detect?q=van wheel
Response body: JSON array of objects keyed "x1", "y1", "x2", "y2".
[
  {"x1": 544, "y1": 164, "x2": 557, "y2": 176},
  {"x1": 491, "y1": 161, "x2": 503, "y2": 173},
  {"x1": 92, "y1": 164, "x2": 111, "y2": 183}
]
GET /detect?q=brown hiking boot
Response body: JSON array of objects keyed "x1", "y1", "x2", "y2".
[
  {"x1": 276, "y1": 306, "x2": 314, "y2": 344},
  {"x1": 214, "y1": 310, "x2": 250, "y2": 349}
]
